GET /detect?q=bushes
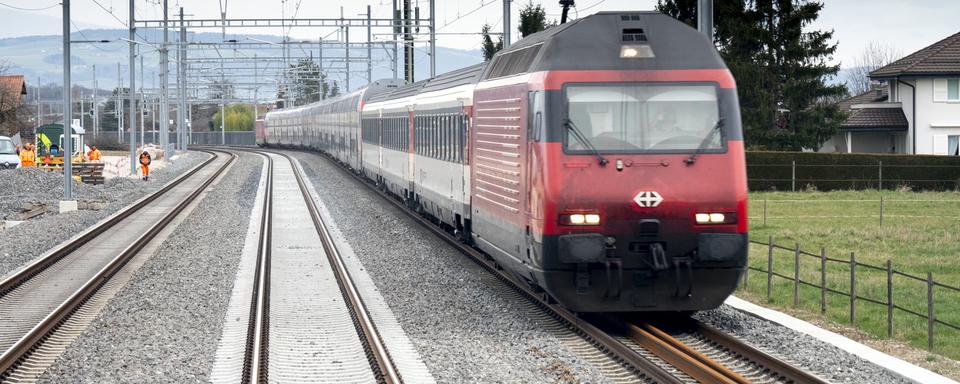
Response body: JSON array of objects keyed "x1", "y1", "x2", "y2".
[{"x1": 747, "y1": 151, "x2": 960, "y2": 191}]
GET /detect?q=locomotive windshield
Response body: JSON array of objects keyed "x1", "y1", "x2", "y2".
[{"x1": 564, "y1": 84, "x2": 722, "y2": 153}]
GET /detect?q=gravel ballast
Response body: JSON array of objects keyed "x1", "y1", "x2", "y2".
[
  {"x1": 36, "y1": 152, "x2": 263, "y2": 383},
  {"x1": 0, "y1": 153, "x2": 207, "y2": 279},
  {"x1": 289, "y1": 151, "x2": 620, "y2": 383},
  {"x1": 695, "y1": 305, "x2": 912, "y2": 383}
]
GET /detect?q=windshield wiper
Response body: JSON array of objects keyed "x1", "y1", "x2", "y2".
[
  {"x1": 564, "y1": 118, "x2": 608, "y2": 166},
  {"x1": 684, "y1": 118, "x2": 725, "y2": 166}
]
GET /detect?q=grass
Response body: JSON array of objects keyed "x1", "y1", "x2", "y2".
[{"x1": 741, "y1": 189, "x2": 960, "y2": 360}]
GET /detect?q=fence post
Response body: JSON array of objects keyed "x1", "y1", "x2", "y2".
[
  {"x1": 763, "y1": 199, "x2": 767, "y2": 227},
  {"x1": 880, "y1": 196, "x2": 884, "y2": 228},
  {"x1": 878, "y1": 160, "x2": 883, "y2": 190},
  {"x1": 791, "y1": 160, "x2": 796, "y2": 192},
  {"x1": 821, "y1": 248, "x2": 827, "y2": 314},
  {"x1": 927, "y1": 272, "x2": 934, "y2": 351},
  {"x1": 887, "y1": 259, "x2": 893, "y2": 338},
  {"x1": 794, "y1": 244, "x2": 800, "y2": 307},
  {"x1": 850, "y1": 252, "x2": 857, "y2": 324},
  {"x1": 767, "y1": 236, "x2": 774, "y2": 301}
]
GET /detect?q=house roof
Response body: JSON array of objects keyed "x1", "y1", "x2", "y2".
[
  {"x1": 841, "y1": 107, "x2": 908, "y2": 132},
  {"x1": 838, "y1": 87, "x2": 888, "y2": 112},
  {"x1": 0, "y1": 75, "x2": 26, "y2": 96},
  {"x1": 0, "y1": 75, "x2": 27, "y2": 111},
  {"x1": 870, "y1": 31, "x2": 960, "y2": 78}
]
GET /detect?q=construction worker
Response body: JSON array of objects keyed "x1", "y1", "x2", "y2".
[
  {"x1": 139, "y1": 150, "x2": 152, "y2": 181},
  {"x1": 19, "y1": 143, "x2": 36, "y2": 168},
  {"x1": 87, "y1": 146, "x2": 102, "y2": 161}
]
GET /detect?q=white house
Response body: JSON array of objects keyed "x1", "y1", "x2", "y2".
[
  {"x1": 824, "y1": 31, "x2": 960, "y2": 156},
  {"x1": 869, "y1": 31, "x2": 960, "y2": 155}
]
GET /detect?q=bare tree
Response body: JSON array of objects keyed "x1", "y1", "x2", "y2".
[{"x1": 844, "y1": 41, "x2": 903, "y2": 96}]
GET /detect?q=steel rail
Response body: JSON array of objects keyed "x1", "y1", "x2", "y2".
[
  {"x1": 627, "y1": 322, "x2": 747, "y2": 384},
  {"x1": 243, "y1": 152, "x2": 273, "y2": 384},
  {"x1": 696, "y1": 322, "x2": 829, "y2": 384},
  {"x1": 0, "y1": 150, "x2": 237, "y2": 376},
  {"x1": 282, "y1": 151, "x2": 401, "y2": 384},
  {"x1": 291, "y1": 149, "x2": 681, "y2": 384}
]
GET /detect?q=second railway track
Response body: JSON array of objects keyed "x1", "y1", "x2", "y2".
[
  {"x1": 238, "y1": 149, "x2": 400, "y2": 384},
  {"x1": 0, "y1": 150, "x2": 236, "y2": 381}
]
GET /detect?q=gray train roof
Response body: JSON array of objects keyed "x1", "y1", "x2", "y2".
[
  {"x1": 480, "y1": 11, "x2": 726, "y2": 79},
  {"x1": 366, "y1": 64, "x2": 484, "y2": 104}
]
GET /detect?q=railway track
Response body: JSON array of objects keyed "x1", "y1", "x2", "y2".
[
  {"x1": 0, "y1": 150, "x2": 235, "y2": 381},
  {"x1": 620, "y1": 316, "x2": 829, "y2": 384},
  {"x1": 295, "y1": 149, "x2": 830, "y2": 384},
  {"x1": 237, "y1": 150, "x2": 399, "y2": 383}
]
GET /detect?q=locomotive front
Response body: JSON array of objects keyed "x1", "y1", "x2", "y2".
[{"x1": 524, "y1": 13, "x2": 748, "y2": 312}]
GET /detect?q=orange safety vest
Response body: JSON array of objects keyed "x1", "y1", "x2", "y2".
[
  {"x1": 87, "y1": 149, "x2": 101, "y2": 161},
  {"x1": 19, "y1": 149, "x2": 36, "y2": 167}
]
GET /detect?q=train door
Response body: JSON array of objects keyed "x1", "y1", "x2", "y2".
[{"x1": 525, "y1": 90, "x2": 546, "y2": 268}]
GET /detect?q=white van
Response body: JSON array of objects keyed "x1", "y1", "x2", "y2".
[{"x1": 0, "y1": 136, "x2": 20, "y2": 169}]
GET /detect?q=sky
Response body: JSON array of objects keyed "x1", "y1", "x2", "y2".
[{"x1": 1, "y1": 0, "x2": 959, "y2": 67}]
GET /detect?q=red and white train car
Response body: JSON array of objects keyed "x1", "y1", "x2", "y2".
[{"x1": 261, "y1": 12, "x2": 748, "y2": 313}]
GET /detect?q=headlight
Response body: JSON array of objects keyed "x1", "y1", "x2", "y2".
[
  {"x1": 695, "y1": 212, "x2": 736, "y2": 225},
  {"x1": 620, "y1": 44, "x2": 655, "y2": 58},
  {"x1": 560, "y1": 212, "x2": 601, "y2": 226}
]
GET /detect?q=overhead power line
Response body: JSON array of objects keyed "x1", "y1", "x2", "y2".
[{"x1": 0, "y1": 1, "x2": 59, "y2": 11}]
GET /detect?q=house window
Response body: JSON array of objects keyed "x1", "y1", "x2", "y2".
[
  {"x1": 950, "y1": 79, "x2": 960, "y2": 101},
  {"x1": 950, "y1": 135, "x2": 959, "y2": 156}
]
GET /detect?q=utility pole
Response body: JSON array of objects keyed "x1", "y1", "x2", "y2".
[
  {"x1": 367, "y1": 5, "x2": 372, "y2": 84},
  {"x1": 392, "y1": 0, "x2": 399, "y2": 80},
  {"x1": 345, "y1": 24, "x2": 351, "y2": 91},
  {"x1": 128, "y1": 0, "x2": 137, "y2": 175},
  {"x1": 429, "y1": 0, "x2": 435, "y2": 78},
  {"x1": 403, "y1": 0, "x2": 413, "y2": 82},
  {"x1": 560, "y1": 0, "x2": 574, "y2": 24},
  {"x1": 253, "y1": 53, "x2": 258, "y2": 121},
  {"x1": 503, "y1": 0, "x2": 511, "y2": 48},
  {"x1": 61, "y1": 0, "x2": 73, "y2": 199},
  {"x1": 36, "y1": 76, "x2": 40, "y2": 128},
  {"x1": 92, "y1": 66, "x2": 97, "y2": 137},
  {"x1": 160, "y1": 0, "x2": 170, "y2": 154},
  {"x1": 698, "y1": 0, "x2": 714, "y2": 40},
  {"x1": 178, "y1": 6, "x2": 187, "y2": 151},
  {"x1": 220, "y1": 7, "x2": 226, "y2": 144},
  {"x1": 117, "y1": 62, "x2": 123, "y2": 142},
  {"x1": 140, "y1": 52, "x2": 145, "y2": 148},
  {"x1": 79, "y1": 89, "x2": 84, "y2": 130},
  {"x1": 318, "y1": 38, "x2": 324, "y2": 99}
]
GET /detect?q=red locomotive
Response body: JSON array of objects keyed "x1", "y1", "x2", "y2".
[{"x1": 259, "y1": 11, "x2": 748, "y2": 313}]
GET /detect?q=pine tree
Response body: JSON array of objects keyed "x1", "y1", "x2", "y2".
[
  {"x1": 329, "y1": 81, "x2": 341, "y2": 98},
  {"x1": 481, "y1": 23, "x2": 504, "y2": 61},
  {"x1": 657, "y1": 0, "x2": 847, "y2": 151},
  {"x1": 518, "y1": 1, "x2": 549, "y2": 38}
]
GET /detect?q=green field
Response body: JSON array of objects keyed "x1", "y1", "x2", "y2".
[{"x1": 740, "y1": 190, "x2": 960, "y2": 360}]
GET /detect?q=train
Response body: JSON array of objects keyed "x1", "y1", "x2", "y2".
[{"x1": 258, "y1": 11, "x2": 748, "y2": 313}]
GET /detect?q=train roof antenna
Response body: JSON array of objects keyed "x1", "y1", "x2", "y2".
[{"x1": 559, "y1": 0, "x2": 575, "y2": 24}]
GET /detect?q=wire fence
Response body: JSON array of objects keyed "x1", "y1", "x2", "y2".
[
  {"x1": 751, "y1": 198, "x2": 960, "y2": 228},
  {"x1": 747, "y1": 161, "x2": 960, "y2": 191},
  {"x1": 742, "y1": 237, "x2": 960, "y2": 352}
]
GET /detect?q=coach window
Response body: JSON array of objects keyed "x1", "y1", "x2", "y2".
[
  {"x1": 439, "y1": 115, "x2": 445, "y2": 161},
  {"x1": 445, "y1": 115, "x2": 452, "y2": 161},
  {"x1": 446, "y1": 115, "x2": 453, "y2": 161},
  {"x1": 430, "y1": 116, "x2": 440, "y2": 159},
  {"x1": 415, "y1": 117, "x2": 421, "y2": 154}
]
